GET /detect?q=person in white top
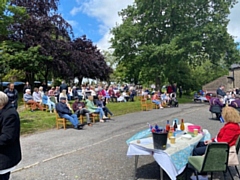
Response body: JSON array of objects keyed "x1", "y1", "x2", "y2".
[
  {"x1": 32, "y1": 87, "x2": 42, "y2": 104},
  {"x1": 38, "y1": 86, "x2": 44, "y2": 98}
]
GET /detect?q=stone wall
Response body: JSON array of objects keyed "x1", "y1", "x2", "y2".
[{"x1": 202, "y1": 75, "x2": 232, "y2": 92}]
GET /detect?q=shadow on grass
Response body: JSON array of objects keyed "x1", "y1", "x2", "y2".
[{"x1": 20, "y1": 119, "x2": 34, "y2": 123}]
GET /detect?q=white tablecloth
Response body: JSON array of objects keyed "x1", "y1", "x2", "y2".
[{"x1": 127, "y1": 132, "x2": 204, "y2": 180}]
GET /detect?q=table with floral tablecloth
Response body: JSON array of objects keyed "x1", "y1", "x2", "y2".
[{"x1": 126, "y1": 123, "x2": 211, "y2": 180}]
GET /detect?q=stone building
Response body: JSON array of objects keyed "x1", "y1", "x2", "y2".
[{"x1": 202, "y1": 64, "x2": 240, "y2": 92}]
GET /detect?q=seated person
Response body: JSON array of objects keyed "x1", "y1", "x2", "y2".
[
  {"x1": 168, "y1": 93, "x2": 178, "y2": 107},
  {"x1": 230, "y1": 94, "x2": 240, "y2": 108},
  {"x1": 85, "y1": 96, "x2": 107, "y2": 123},
  {"x1": 32, "y1": 87, "x2": 42, "y2": 104},
  {"x1": 72, "y1": 97, "x2": 92, "y2": 126},
  {"x1": 117, "y1": 92, "x2": 126, "y2": 102},
  {"x1": 108, "y1": 86, "x2": 117, "y2": 102},
  {"x1": 152, "y1": 91, "x2": 163, "y2": 109},
  {"x1": 72, "y1": 86, "x2": 80, "y2": 100},
  {"x1": 209, "y1": 95, "x2": 224, "y2": 119},
  {"x1": 228, "y1": 93, "x2": 236, "y2": 104},
  {"x1": 95, "y1": 95, "x2": 113, "y2": 117},
  {"x1": 42, "y1": 91, "x2": 55, "y2": 113},
  {"x1": 56, "y1": 97, "x2": 84, "y2": 130},
  {"x1": 59, "y1": 89, "x2": 72, "y2": 110},
  {"x1": 129, "y1": 89, "x2": 136, "y2": 102},
  {"x1": 191, "y1": 106, "x2": 240, "y2": 180},
  {"x1": 98, "y1": 86, "x2": 106, "y2": 97},
  {"x1": 161, "y1": 93, "x2": 170, "y2": 105},
  {"x1": 23, "y1": 89, "x2": 43, "y2": 111},
  {"x1": 122, "y1": 91, "x2": 129, "y2": 102}
]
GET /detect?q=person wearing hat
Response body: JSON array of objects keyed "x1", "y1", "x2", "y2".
[
  {"x1": 72, "y1": 97, "x2": 92, "y2": 126},
  {"x1": 56, "y1": 97, "x2": 84, "y2": 130}
]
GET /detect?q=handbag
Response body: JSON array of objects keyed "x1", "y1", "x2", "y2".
[{"x1": 228, "y1": 145, "x2": 239, "y2": 166}]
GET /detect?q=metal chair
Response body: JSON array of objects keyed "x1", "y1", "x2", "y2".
[{"x1": 187, "y1": 142, "x2": 232, "y2": 180}]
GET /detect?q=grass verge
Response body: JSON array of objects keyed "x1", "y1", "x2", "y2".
[{"x1": 19, "y1": 95, "x2": 192, "y2": 135}]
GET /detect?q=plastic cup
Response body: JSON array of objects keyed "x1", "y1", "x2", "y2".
[
  {"x1": 169, "y1": 136, "x2": 176, "y2": 144},
  {"x1": 193, "y1": 129, "x2": 198, "y2": 137}
]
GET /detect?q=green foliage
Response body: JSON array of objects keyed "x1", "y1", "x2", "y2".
[
  {"x1": 0, "y1": 0, "x2": 26, "y2": 37},
  {"x1": 111, "y1": 0, "x2": 240, "y2": 91},
  {"x1": 2, "y1": 69, "x2": 25, "y2": 81},
  {"x1": 0, "y1": 41, "x2": 52, "y2": 80}
]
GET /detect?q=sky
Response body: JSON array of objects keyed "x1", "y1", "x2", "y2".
[{"x1": 58, "y1": 0, "x2": 240, "y2": 50}]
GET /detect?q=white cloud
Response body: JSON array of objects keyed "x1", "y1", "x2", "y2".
[
  {"x1": 66, "y1": 20, "x2": 78, "y2": 27},
  {"x1": 70, "y1": 6, "x2": 82, "y2": 16},
  {"x1": 71, "y1": 0, "x2": 240, "y2": 50},
  {"x1": 228, "y1": 2, "x2": 240, "y2": 42},
  {"x1": 71, "y1": 0, "x2": 134, "y2": 50}
]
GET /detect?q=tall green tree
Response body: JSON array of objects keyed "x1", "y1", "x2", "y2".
[
  {"x1": 111, "y1": 0, "x2": 240, "y2": 90},
  {"x1": 0, "y1": 0, "x2": 26, "y2": 39}
]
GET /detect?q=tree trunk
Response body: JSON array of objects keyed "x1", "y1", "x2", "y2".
[
  {"x1": 26, "y1": 72, "x2": 35, "y2": 90},
  {"x1": 155, "y1": 76, "x2": 161, "y2": 91},
  {"x1": 78, "y1": 76, "x2": 83, "y2": 86}
]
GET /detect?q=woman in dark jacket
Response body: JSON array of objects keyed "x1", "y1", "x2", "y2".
[{"x1": 0, "y1": 91, "x2": 21, "y2": 180}]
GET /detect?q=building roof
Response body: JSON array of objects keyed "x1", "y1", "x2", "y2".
[{"x1": 230, "y1": 63, "x2": 240, "y2": 70}]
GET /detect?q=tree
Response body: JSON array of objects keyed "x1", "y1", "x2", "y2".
[
  {"x1": 7, "y1": 0, "x2": 72, "y2": 84},
  {"x1": 69, "y1": 36, "x2": 113, "y2": 84},
  {"x1": 0, "y1": 0, "x2": 26, "y2": 39},
  {"x1": 111, "y1": 0, "x2": 240, "y2": 90}
]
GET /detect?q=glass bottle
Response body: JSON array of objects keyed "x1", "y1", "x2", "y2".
[
  {"x1": 174, "y1": 120, "x2": 178, "y2": 131},
  {"x1": 166, "y1": 120, "x2": 170, "y2": 132},
  {"x1": 180, "y1": 119, "x2": 185, "y2": 131}
]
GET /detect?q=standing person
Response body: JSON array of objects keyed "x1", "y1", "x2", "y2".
[
  {"x1": 41, "y1": 82, "x2": 47, "y2": 92},
  {"x1": 23, "y1": 81, "x2": 31, "y2": 93},
  {"x1": 216, "y1": 85, "x2": 226, "y2": 97},
  {"x1": 54, "y1": 86, "x2": 60, "y2": 103},
  {"x1": 4, "y1": 83, "x2": 18, "y2": 109},
  {"x1": 0, "y1": 91, "x2": 21, "y2": 180},
  {"x1": 179, "y1": 86, "x2": 183, "y2": 98},
  {"x1": 172, "y1": 83, "x2": 177, "y2": 97},
  {"x1": 60, "y1": 80, "x2": 68, "y2": 94}
]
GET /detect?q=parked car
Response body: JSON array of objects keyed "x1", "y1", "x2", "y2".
[{"x1": 193, "y1": 91, "x2": 216, "y2": 102}]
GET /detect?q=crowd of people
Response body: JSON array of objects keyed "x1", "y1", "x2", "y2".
[
  {"x1": 2, "y1": 81, "x2": 141, "y2": 130},
  {"x1": 209, "y1": 85, "x2": 240, "y2": 119}
]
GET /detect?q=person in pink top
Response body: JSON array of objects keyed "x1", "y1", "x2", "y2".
[{"x1": 152, "y1": 91, "x2": 163, "y2": 109}]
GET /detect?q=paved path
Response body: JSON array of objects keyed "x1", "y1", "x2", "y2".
[{"x1": 11, "y1": 103, "x2": 238, "y2": 180}]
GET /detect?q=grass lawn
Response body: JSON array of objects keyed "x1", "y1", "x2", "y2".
[{"x1": 19, "y1": 95, "x2": 192, "y2": 135}]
